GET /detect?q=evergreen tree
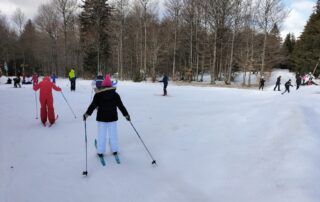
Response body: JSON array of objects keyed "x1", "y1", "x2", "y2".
[
  {"x1": 282, "y1": 33, "x2": 295, "y2": 70},
  {"x1": 262, "y1": 23, "x2": 284, "y2": 70},
  {"x1": 293, "y1": 0, "x2": 320, "y2": 75},
  {"x1": 80, "y1": 0, "x2": 112, "y2": 75}
]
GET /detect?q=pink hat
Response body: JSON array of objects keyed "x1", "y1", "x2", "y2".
[{"x1": 101, "y1": 74, "x2": 112, "y2": 87}]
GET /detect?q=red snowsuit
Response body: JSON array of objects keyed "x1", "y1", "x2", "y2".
[{"x1": 33, "y1": 77, "x2": 61, "y2": 125}]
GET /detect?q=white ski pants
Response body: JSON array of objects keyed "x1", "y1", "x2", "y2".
[{"x1": 97, "y1": 121, "x2": 118, "y2": 154}]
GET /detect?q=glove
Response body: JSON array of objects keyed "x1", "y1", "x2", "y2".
[
  {"x1": 125, "y1": 115, "x2": 131, "y2": 121},
  {"x1": 83, "y1": 113, "x2": 89, "y2": 121}
]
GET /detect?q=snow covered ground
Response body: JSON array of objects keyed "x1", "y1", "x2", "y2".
[{"x1": 1, "y1": 73, "x2": 320, "y2": 202}]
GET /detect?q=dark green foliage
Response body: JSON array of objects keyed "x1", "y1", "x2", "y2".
[
  {"x1": 80, "y1": 0, "x2": 112, "y2": 75},
  {"x1": 292, "y1": 0, "x2": 320, "y2": 74},
  {"x1": 282, "y1": 33, "x2": 295, "y2": 70}
]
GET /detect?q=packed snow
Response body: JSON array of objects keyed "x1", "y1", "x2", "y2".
[{"x1": 1, "y1": 70, "x2": 320, "y2": 202}]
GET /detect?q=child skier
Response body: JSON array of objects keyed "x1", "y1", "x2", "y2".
[
  {"x1": 83, "y1": 74, "x2": 130, "y2": 158},
  {"x1": 282, "y1": 79, "x2": 293, "y2": 95},
  {"x1": 159, "y1": 74, "x2": 169, "y2": 96},
  {"x1": 13, "y1": 74, "x2": 21, "y2": 88},
  {"x1": 33, "y1": 76, "x2": 62, "y2": 126},
  {"x1": 273, "y1": 76, "x2": 281, "y2": 91}
]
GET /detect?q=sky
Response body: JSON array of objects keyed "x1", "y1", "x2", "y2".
[{"x1": 0, "y1": 0, "x2": 317, "y2": 39}]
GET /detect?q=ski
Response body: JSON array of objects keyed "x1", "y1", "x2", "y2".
[
  {"x1": 49, "y1": 115, "x2": 59, "y2": 127},
  {"x1": 94, "y1": 139, "x2": 106, "y2": 166},
  {"x1": 114, "y1": 154, "x2": 121, "y2": 164}
]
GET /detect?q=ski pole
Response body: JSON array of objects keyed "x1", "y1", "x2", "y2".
[
  {"x1": 61, "y1": 92, "x2": 77, "y2": 119},
  {"x1": 129, "y1": 121, "x2": 157, "y2": 165},
  {"x1": 82, "y1": 120, "x2": 88, "y2": 176},
  {"x1": 34, "y1": 91, "x2": 38, "y2": 119}
]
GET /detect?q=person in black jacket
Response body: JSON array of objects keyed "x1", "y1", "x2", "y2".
[
  {"x1": 273, "y1": 76, "x2": 281, "y2": 91},
  {"x1": 13, "y1": 74, "x2": 21, "y2": 88},
  {"x1": 282, "y1": 79, "x2": 293, "y2": 95},
  {"x1": 296, "y1": 73, "x2": 302, "y2": 90},
  {"x1": 83, "y1": 74, "x2": 130, "y2": 157},
  {"x1": 259, "y1": 76, "x2": 265, "y2": 90},
  {"x1": 159, "y1": 74, "x2": 168, "y2": 96}
]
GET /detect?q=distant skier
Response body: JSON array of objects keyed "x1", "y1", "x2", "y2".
[
  {"x1": 274, "y1": 76, "x2": 281, "y2": 91},
  {"x1": 32, "y1": 73, "x2": 39, "y2": 86},
  {"x1": 68, "y1": 68, "x2": 76, "y2": 91},
  {"x1": 51, "y1": 73, "x2": 57, "y2": 84},
  {"x1": 6, "y1": 78, "x2": 12, "y2": 84},
  {"x1": 96, "y1": 71, "x2": 104, "y2": 88},
  {"x1": 296, "y1": 73, "x2": 301, "y2": 90},
  {"x1": 282, "y1": 79, "x2": 293, "y2": 95},
  {"x1": 83, "y1": 74, "x2": 130, "y2": 158},
  {"x1": 259, "y1": 76, "x2": 265, "y2": 90},
  {"x1": 33, "y1": 76, "x2": 62, "y2": 126},
  {"x1": 13, "y1": 74, "x2": 21, "y2": 88},
  {"x1": 159, "y1": 74, "x2": 169, "y2": 96}
]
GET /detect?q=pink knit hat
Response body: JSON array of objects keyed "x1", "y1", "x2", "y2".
[{"x1": 101, "y1": 74, "x2": 112, "y2": 87}]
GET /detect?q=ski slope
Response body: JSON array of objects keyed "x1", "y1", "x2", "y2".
[{"x1": 1, "y1": 75, "x2": 320, "y2": 202}]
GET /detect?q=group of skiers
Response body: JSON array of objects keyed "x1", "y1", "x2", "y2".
[
  {"x1": 24, "y1": 67, "x2": 166, "y2": 158},
  {"x1": 258, "y1": 72, "x2": 318, "y2": 94}
]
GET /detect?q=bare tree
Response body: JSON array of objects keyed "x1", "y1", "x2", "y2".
[
  {"x1": 256, "y1": 0, "x2": 287, "y2": 75},
  {"x1": 53, "y1": 0, "x2": 78, "y2": 73},
  {"x1": 114, "y1": 0, "x2": 129, "y2": 79},
  {"x1": 12, "y1": 8, "x2": 26, "y2": 36},
  {"x1": 140, "y1": 0, "x2": 149, "y2": 79},
  {"x1": 165, "y1": 0, "x2": 182, "y2": 80},
  {"x1": 35, "y1": 3, "x2": 60, "y2": 74}
]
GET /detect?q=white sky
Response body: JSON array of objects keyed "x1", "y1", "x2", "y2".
[{"x1": 0, "y1": 0, "x2": 317, "y2": 39}]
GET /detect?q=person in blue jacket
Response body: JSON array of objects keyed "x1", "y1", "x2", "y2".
[{"x1": 51, "y1": 73, "x2": 57, "y2": 84}]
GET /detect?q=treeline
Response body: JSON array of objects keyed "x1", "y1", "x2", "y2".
[{"x1": 0, "y1": 0, "x2": 289, "y2": 84}]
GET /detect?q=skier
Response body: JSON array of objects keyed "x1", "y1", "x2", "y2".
[
  {"x1": 68, "y1": 68, "x2": 76, "y2": 91},
  {"x1": 32, "y1": 73, "x2": 39, "y2": 86},
  {"x1": 282, "y1": 79, "x2": 293, "y2": 95},
  {"x1": 51, "y1": 73, "x2": 57, "y2": 84},
  {"x1": 273, "y1": 76, "x2": 281, "y2": 91},
  {"x1": 33, "y1": 76, "x2": 62, "y2": 126},
  {"x1": 296, "y1": 73, "x2": 302, "y2": 90},
  {"x1": 93, "y1": 71, "x2": 104, "y2": 90},
  {"x1": 259, "y1": 76, "x2": 265, "y2": 90},
  {"x1": 6, "y1": 78, "x2": 12, "y2": 84},
  {"x1": 159, "y1": 74, "x2": 169, "y2": 96},
  {"x1": 83, "y1": 74, "x2": 130, "y2": 158},
  {"x1": 13, "y1": 74, "x2": 21, "y2": 88}
]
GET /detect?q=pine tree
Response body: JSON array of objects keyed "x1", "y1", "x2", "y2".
[
  {"x1": 80, "y1": 0, "x2": 112, "y2": 75},
  {"x1": 282, "y1": 33, "x2": 295, "y2": 70},
  {"x1": 293, "y1": 0, "x2": 320, "y2": 74}
]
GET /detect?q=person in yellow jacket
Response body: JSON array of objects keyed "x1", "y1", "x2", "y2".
[{"x1": 68, "y1": 68, "x2": 76, "y2": 91}]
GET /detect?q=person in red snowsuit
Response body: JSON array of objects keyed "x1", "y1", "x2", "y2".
[{"x1": 33, "y1": 76, "x2": 61, "y2": 126}]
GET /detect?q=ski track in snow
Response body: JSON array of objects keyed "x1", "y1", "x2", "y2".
[{"x1": 1, "y1": 73, "x2": 320, "y2": 202}]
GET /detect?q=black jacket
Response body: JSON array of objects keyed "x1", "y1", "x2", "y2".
[
  {"x1": 276, "y1": 77, "x2": 281, "y2": 84},
  {"x1": 159, "y1": 75, "x2": 168, "y2": 85},
  {"x1": 86, "y1": 88, "x2": 129, "y2": 122},
  {"x1": 285, "y1": 81, "x2": 293, "y2": 88}
]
